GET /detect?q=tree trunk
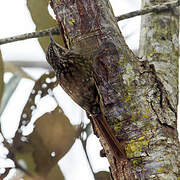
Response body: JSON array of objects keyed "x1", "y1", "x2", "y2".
[
  {"x1": 48, "y1": 0, "x2": 180, "y2": 179},
  {"x1": 139, "y1": 0, "x2": 179, "y2": 113},
  {"x1": 137, "y1": 0, "x2": 180, "y2": 179}
]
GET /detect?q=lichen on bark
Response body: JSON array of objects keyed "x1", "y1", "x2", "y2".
[
  {"x1": 137, "y1": 0, "x2": 180, "y2": 179},
  {"x1": 139, "y1": 0, "x2": 179, "y2": 110},
  {"x1": 48, "y1": 0, "x2": 180, "y2": 179}
]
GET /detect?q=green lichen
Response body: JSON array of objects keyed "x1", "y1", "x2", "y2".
[
  {"x1": 113, "y1": 121, "x2": 124, "y2": 136},
  {"x1": 147, "y1": 53, "x2": 153, "y2": 57},
  {"x1": 142, "y1": 113, "x2": 149, "y2": 118},
  {"x1": 122, "y1": 63, "x2": 135, "y2": 86},
  {"x1": 157, "y1": 167, "x2": 164, "y2": 172},
  {"x1": 125, "y1": 136, "x2": 149, "y2": 157},
  {"x1": 166, "y1": 153, "x2": 172, "y2": 157},
  {"x1": 132, "y1": 159, "x2": 138, "y2": 165},
  {"x1": 138, "y1": 136, "x2": 145, "y2": 141},
  {"x1": 68, "y1": 19, "x2": 75, "y2": 26},
  {"x1": 124, "y1": 94, "x2": 131, "y2": 103}
]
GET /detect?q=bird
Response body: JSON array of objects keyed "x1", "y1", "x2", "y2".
[
  {"x1": 46, "y1": 33, "x2": 98, "y2": 114},
  {"x1": 46, "y1": 33, "x2": 126, "y2": 158}
]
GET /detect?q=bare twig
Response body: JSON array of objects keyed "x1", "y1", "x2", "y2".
[
  {"x1": 0, "y1": 1, "x2": 179, "y2": 46},
  {"x1": 116, "y1": 0, "x2": 179, "y2": 21},
  {"x1": 5, "y1": 60, "x2": 51, "y2": 69},
  {"x1": 0, "y1": 168, "x2": 11, "y2": 179},
  {"x1": 0, "y1": 27, "x2": 59, "y2": 45}
]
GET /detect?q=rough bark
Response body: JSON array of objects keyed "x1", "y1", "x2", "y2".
[
  {"x1": 139, "y1": 0, "x2": 179, "y2": 113},
  {"x1": 137, "y1": 0, "x2": 180, "y2": 179},
  {"x1": 49, "y1": 0, "x2": 180, "y2": 179}
]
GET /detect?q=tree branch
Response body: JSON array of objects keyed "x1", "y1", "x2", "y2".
[
  {"x1": 5, "y1": 60, "x2": 51, "y2": 69},
  {"x1": 116, "y1": 0, "x2": 179, "y2": 21},
  {"x1": 0, "y1": 1, "x2": 179, "y2": 46},
  {"x1": 0, "y1": 27, "x2": 59, "y2": 45}
]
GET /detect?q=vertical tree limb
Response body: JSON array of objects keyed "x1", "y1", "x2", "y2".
[
  {"x1": 49, "y1": 0, "x2": 180, "y2": 179},
  {"x1": 138, "y1": 1, "x2": 180, "y2": 178},
  {"x1": 139, "y1": 0, "x2": 179, "y2": 111}
]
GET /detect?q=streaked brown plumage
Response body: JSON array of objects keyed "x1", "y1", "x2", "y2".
[
  {"x1": 46, "y1": 34, "x2": 98, "y2": 113},
  {"x1": 46, "y1": 34, "x2": 126, "y2": 158}
]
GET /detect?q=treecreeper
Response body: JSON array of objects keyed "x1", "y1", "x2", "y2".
[
  {"x1": 46, "y1": 33, "x2": 126, "y2": 158},
  {"x1": 46, "y1": 33, "x2": 98, "y2": 113}
]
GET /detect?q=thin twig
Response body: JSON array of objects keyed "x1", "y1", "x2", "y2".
[
  {"x1": 116, "y1": 0, "x2": 179, "y2": 21},
  {"x1": 5, "y1": 60, "x2": 51, "y2": 69},
  {"x1": 0, "y1": 27, "x2": 59, "y2": 45},
  {"x1": 0, "y1": 168, "x2": 11, "y2": 179},
  {"x1": 0, "y1": 1, "x2": 179, "y2": 46}
]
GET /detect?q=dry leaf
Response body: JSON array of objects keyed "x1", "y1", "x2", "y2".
[
  {"x1": 14, "y1": 107, "x2": 76, "y2": 179},
  {"x1": 14, "y1": 107, "x2": 75, "y2": 179},
  {"x1": 11, "y1": 72, "x2": 77, "y2": 179}
]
